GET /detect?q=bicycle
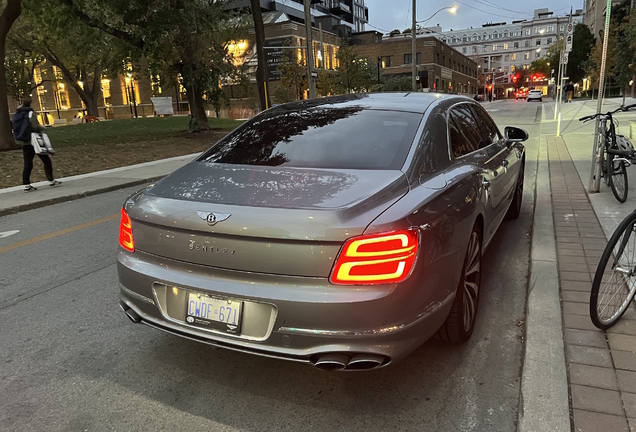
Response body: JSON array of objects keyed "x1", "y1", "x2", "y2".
[
  {"x1": 579, "y1": 104, "x2": 636, "y2": 203},
  {"x1": 591, "y1": 208, "x2": 636, "y2": 329}
]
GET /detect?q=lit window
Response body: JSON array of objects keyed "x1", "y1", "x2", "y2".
[
  {"x1": 512, "y1": 53, "x2": 517, "y2": 61},
  {"x1": 503, "y1": 43, "x2": 508, "y2": 50},
  {"x1": 493, "y1": 44, "x2": 498, "y2": 51}
]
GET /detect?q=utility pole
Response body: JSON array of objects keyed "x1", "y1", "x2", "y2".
[
  {"x1": 412, "y1": 0, "x2": 417, "y2": 91},
  {"x1": 589, "y1": 0, "x2": 613, "y2": 193},
  {"x1": 554, "y1": 25, "x2": 563, "y2": 120},
  {"x1": 304, "y1": 0, "x2": 317, "y2": 99}
]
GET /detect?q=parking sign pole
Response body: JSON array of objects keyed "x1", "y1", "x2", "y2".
[{"x1": 589, "y1": 0, "x2": 613, "y2": 193}]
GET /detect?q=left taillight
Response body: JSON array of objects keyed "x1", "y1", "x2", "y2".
[
  {"x1": 330, "y1": 228, "x2": 419, "y2": 285},
  {"x1": 119, "y1": 207, "x2": 135, "y2": 252}
]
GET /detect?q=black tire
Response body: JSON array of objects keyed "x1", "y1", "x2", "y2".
[
  {"x1": 506, "y1": 159, "x2": 525, "y2": 220},
  {"x1": 539, "y1": 98, "x2": 542, "y2": 102},
  {"x1": 437, "y1": 223, "x2": 482, "y2": 343},
  {"x1": 526, "y1": 99, "x2": 530, "y2": 102},
  {"x1": 607, "y1": 152, "x2": 628, "y2": 203},
  {"x1": 590, "y1": 211, "x2": 636, "y2": 329}
]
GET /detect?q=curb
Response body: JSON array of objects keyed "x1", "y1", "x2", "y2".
[
  {"x1": 517, "y1": 135, "x2": 571, "y2": 429},
  {"x1": 0, "y1": 152, "x2": 200, "y2": 195},
  {"x1": 0, "y1": 177, "x2": 162, "y2": 217}
]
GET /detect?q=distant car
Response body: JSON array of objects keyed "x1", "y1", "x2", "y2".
[
  {"x1": 527, "y1": 90, "x2": 543, "y2": 102},
  {"x1": 515, "y1": 90, "x2": 527, "y2": 100},
  {"x1": 117, "y1": 93, "x2": 528, "y2": 371},
  {"x1": 474, "y1": 94, "x2": 483, "y2": 102}
]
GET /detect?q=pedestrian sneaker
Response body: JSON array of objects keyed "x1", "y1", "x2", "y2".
[
  {"x1": 24, "y1": 185, "x2": 37, "y2": 192},
  {"x1": 49, "y1": 180, "x2": 62, "y2": 187}
]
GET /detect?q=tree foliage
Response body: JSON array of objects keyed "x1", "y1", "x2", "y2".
[
  {"x1": 0, "y1": 0, "x2": 22, "y2": 151},
  {"x1": 567, "y1": 24, "x2": 596, "y2": 84},
  {"x1": 10, "y1": 0, "x2": 133, "y2": 116},
  {"x1": 275, "y1": 40, "x2": 307, "y2": 101},
  {"x1": 56, "y1": 0, "x2": 249, "y2": 129},
  {"x1": 330, "y1": 43, "x2": 377, "y2": 93}
]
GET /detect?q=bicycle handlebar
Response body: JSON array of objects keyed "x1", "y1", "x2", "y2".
[{"x1": 579, "y1": 104, "x2": 636, "y2": 122}]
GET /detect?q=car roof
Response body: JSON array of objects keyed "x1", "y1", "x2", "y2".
[{"x1": 268, "y1": 92, "x2": 473, "y2": 115}]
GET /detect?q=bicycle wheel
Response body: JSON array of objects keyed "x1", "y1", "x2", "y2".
[
  {"x1": 591, "y1": 211, "x2": 636, "y2": 329},
  {"x1": 607, "y1": 152, "x2": 629, "y2": 203}
]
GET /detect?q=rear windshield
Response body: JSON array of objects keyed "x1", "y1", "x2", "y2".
[{"x1": 198, "y1": 108, "x2": 422, "y2": 170}]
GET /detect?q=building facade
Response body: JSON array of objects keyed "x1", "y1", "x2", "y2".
[
  {"x1": 351, "y1": 31, "x2": 479, "y2": 94},
  {"x1": 585, "y1": 0, "x2": 622, "y2": 38},
  {"x1": 433, "y1": 8, "x2": 584, "y2": 88},
  {"x1": 228, "y1": 0, "x2": 368, "y2": 36},
  {"x1": 6, "y1": 66, "x2": 168, "y2": 125}
]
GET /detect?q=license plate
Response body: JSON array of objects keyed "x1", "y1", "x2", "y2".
[{"x1": 185, "y1": 293, "x2": 243, "y2": 335}]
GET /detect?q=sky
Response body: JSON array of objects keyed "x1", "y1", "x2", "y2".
[{"x1": 363, "y1": 0, "x2": 585, "y2": 34}]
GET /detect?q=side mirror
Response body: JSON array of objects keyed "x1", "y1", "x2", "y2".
[{"x1": 504, "y1": 126, "x2": 529, "y2": 143}]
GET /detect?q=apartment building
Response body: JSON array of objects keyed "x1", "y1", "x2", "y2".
[
  {"x1": 434, "y1": 8, "x2": 584, "y2": 86},
  {"x1": 585, "y1": 0, "x2": 622, "y2": 38},
  {"x1": 228, "y1": 0, "x2": 369, "y2": 37},
  {"x1": 351, "y1": 31, "x2": 479, "y2": 94}
]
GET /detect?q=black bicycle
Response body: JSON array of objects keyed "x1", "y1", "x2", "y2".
[
  {"x1": 591, "y1": 208, "x2": 636, "y2": 329},
  {"x1": 579, "y1": 104, "x2": 636, "y2": 203}
]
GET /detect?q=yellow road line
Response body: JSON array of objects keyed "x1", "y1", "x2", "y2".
[{"x1": 0, "y1": 213, "x2": 120, "y2": 254}]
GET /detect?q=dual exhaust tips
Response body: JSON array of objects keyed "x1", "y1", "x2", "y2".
[
  {"x1": 314, "y1": 353, "x2": 389, "y2": 371},
  {"x1": 120, "y1": 302, "x2": 387, "y2": 370}
]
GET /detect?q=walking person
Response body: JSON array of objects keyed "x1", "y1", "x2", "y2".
[
  {"x1": 13, "y1": 98, "x2": 61, "y2": 192},
  {"x1": 566, "y1": 81, "x2": 575, "y2": 103}
]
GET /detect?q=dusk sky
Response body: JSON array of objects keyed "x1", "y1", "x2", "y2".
[{"x1": 363, "y1": 0, "x2": 585, "y2": 33}]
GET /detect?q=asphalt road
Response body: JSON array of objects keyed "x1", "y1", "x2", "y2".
[{"x1": 0, "y1": 100, "x2": 541, "y2": 432}]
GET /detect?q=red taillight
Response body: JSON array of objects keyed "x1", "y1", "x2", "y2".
[
  {"x1": 119, "y1": 208, "x2": 135, "y2": 252},
  {"x1": 330, "y1": 229, "x2": 419, "y2": 285}
]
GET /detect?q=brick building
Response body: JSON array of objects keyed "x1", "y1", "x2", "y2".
[
  {"x1": 350, "y1": 31, "x2": 479, "y2": 94},
  {"x1": 5, "y1": 66, "x2": 190, "y2": 125}
]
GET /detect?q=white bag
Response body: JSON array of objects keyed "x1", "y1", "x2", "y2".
[{"x1": 31, "y1": 132, "x2": 55, "y2": 155}]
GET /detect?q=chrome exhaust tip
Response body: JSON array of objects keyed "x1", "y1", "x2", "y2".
[
  {"x1": 346, "y1": 354, "x2": 386, "y2": 370},
  {"x1": 314, "y1": 354, "x2": 350, "y2": 372},
  {"x1": 120, "y1": 302, "x2": 141, "y2": 323}
]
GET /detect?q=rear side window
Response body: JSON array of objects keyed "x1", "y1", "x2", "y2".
[
  {"x1": 448, "y1": 105, "x2": 482, "y2": 158},
  {"x1": 198, "y1": 108, "x2": 422, "y2": 170},
  {"x1": 471, "y1": 104, "x2": 502, "y2": 147}
]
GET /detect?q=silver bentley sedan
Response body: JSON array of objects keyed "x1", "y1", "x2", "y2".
[{"x1": 117, "y1": 93, "x2": 527, "y2": 371}]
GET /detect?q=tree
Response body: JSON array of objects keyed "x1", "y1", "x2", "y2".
[
  {"x1": 4, "y1": 43, "x2": 46, "y2": 103},
  {"x1": 374, "y1": 76, "x2": 411, "y2": 92},
  {"x1": 530, "y1": 57, "x2": 551, "y2": 77},
  {"x1": 0, "y1": 0, "x2": 22, "y2": 151},
  {"x1": 332, "y1": 43, "x2": 376, "y2": 93},
  {"x1": 58, "y1": 0, "x2": 249, "y2": 130},
  {"x1": 317, "y1": 70, "x2": 335, "y2": 96},
  {"x1": 276, "y1": 41, "x2": 307, "y2": 101},
  {"x1": 10, "y1": 2, "x2": 134, "y2": 118},
  {"x1": 566, "y1": 24, "x2": 595, "y2": 85}
]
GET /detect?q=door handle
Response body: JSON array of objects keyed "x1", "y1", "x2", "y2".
[
  {"x1": 483, "y1": 179, "x2": 491, "y2": 190},
  {"x1": 501, "y1": 159, "x2": 509, "y2": 168}
]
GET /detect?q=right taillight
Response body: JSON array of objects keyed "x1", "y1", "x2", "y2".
[
  {"x1": 118, "y1": 208, "x2": 135, "y2": 252},
  {"x1": 330, "y1": 229, "x2": 419, "y2": 285}
]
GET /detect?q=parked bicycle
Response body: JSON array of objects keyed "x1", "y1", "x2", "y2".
[
  {"x1": 579, "y1": 104, "x2": 636, "y2": 203},
  {"x1": 591, "y1": 207, "x2": 636, "y2": 329}
]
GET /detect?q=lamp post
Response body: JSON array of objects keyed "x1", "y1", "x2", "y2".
[
  {"x1": 127, "y1": 73, "x2": 138, "y2": 118},
  {"x1": 412, "y1": 4, "x2": 456, "y2": 91},
  {"x1": 377, "y1": 56, "x2": 381, "y2": 85}
]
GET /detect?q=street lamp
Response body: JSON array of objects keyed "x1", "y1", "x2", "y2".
[{"x1": 412, "y1": 4, "x2": 457, "y2": 91}]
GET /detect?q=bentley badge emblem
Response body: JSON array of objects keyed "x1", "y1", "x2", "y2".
[{"x1": 197, "y1": 211, "x2": 231, "y2": 226}]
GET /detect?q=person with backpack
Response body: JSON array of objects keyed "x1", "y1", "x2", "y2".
[{"x1": 13, "y1": 98, "x2": 60, "y2": 192}]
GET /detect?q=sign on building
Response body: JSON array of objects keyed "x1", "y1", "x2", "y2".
[
  {"x1": 150, "y1": 97, "x2": 174, "y2": 115},
  {"x1": 265, "y1": 37, "x2": 295, "y2": 81},
  {"x1": 565, "y1": 34, "x2": 573, "y2": 53}
]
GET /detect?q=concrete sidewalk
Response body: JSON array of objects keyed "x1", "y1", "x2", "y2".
[
  {"x1": 543, "y1": 99, "x2": 636, "y2": 431},
  {"x1": 0, "y1": 153, "x2": 199, "y2": 216}
]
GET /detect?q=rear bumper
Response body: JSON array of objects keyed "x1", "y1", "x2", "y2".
[{"x1": 117, "y1": 249, "x2": 456, "y2": 368}]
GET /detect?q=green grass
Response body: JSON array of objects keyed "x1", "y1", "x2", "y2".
[{"x1": 44, "y1": 116, "x2": 243, "y2": 148}]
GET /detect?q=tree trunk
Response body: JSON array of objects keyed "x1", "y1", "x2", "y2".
[
  {"x1": 250, "y1": 0, "x2": 270, "y2": 110},
  {"x1": 43, "y1": 47, "x2": 102, "y2": 117},
  {"x1": 0, "y1": 0, "x2": 22, "y2": 151},
  {"x1": 186, "y1": 84, "x2": 209, "y2": 130}
]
